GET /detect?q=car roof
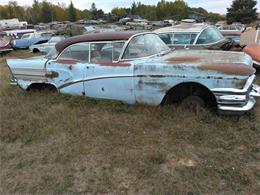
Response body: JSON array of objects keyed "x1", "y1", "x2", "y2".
[
  {"x1": 154, "y1": 23, "x2": 209, "y2": 33},
  {"x1": 55, "y1": 31, "x2": 139, "y2": 53}
]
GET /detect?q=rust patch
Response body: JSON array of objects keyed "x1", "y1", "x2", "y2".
[
  {"x1": 167, "y1": 56, "x2": 200, "y2": 64},
  {"x1": 45, "y1": 71, "x2": 59, "y2": 79},
  {"x1": 56, "y1": 59, "x2": 79, "y2": 65},
  {"x1": 221, "y1": 31, "x2": 241, "y2": 36},
  {"x1": 136, "y1": 75, "x2": 165, "y2": 78},
  {"x1": 97, "y1": 62, "x2": 131, "y2": 67},
  {"x1": 243, "y1": 44, "x2": 260, "y2": 63},
  {"x1": 200, "y1": 63, "x2": 255, "y2": 76}
]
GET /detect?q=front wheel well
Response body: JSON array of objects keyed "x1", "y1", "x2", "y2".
[
  {"x1": 161, "y1": 82, "x2": 217, "y2": 109},
  {"x1": 27, "y1": 83, "x2": 58, "y2": 92}
]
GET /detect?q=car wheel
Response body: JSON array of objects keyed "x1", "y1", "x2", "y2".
[{"x1": 181, "y1": 95, "x2": 205, "y2": 111}]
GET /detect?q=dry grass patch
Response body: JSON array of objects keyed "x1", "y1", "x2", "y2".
[{"x1": 0, "y1": 50, "x2": 260, "y2": 194}]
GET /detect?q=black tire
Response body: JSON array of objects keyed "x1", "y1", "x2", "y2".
[{"x1": 180, "y1": 95, "x2": 205, "y2": 111}]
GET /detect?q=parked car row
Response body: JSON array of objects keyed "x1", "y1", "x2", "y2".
[{"x1": 6, "y1": 31, "x2": 260, "y2": 115}]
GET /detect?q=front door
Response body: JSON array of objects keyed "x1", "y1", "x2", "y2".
[{"x1": 84, "y1": 42, "x2": 135, "y2": 104}]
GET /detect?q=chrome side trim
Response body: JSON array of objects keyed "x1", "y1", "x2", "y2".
[
  {"x1": 218, "y1": 96, "x2": 255, "y2": 112},
  {"x1": 211, "y1": 75, "x2": 255, "y2": 94}
]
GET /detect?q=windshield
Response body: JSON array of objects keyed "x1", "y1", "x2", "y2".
[
  {"x1": 196, "y1": 27, "x2": 223, "y2": 44},
  {"x1": 123, "y1": 33, "x2": 170, "y2": 59},
  {"x1": 21, "y1": 34, "x2": 31, "y2": 39},
  {"x1": 45, "y1": 47, "x2": 58, "y2": 59}
]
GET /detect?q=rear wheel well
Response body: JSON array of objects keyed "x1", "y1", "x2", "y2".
[
  {"x1": 33, "y1": 48, "x2": 40, "y2": 53},
  {"x1": 161, "y1": 82, "x2": 217, "y2": 109},
  {"x1": 27, "y1": 83, "x2": 57, "y2": 92}
]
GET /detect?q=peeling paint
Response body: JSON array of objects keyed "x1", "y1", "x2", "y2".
[
  {"x1": 167, "y1": 56, "x2": 200, "y2": 64},
  {"x1": 45, "y1": 71, "x2": 59, "y2": 79},
  {"x1": 56, "y1": 59, "x2": 79, "y2": 65},
  {"x1": 96, "y1": 62, "x2": 131, "y2": 67},
  {"x1": 199, "y1": 63, "x2": 255, "y2": 76}
]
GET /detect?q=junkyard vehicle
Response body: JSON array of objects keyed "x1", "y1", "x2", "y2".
[
  {"x1": 11, "y1": 32, "x2": 53, "y2": 49},
  {"x1": 0, "y1": 37, "x2": 12, "y2": 55},
  {"x1": 7, "y1": 32, "x2": 260, "y2": 114},
  {"x1": 154, "y1": 23, "x2": 260, "y2": 69},
  {"x1": 218, "y1": 24, "x2": 243, "y2": 43},
  {"x1": 29, "y1": 36, "x2": 66, "y2": 53}
]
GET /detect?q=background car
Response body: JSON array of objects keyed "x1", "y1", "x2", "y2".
[
  {"x1": 0, "y1": 37, "x2": 12, "y2": 55},
  {"x1": 154, "y1": 23, "x2": 260, "y2": 69},
  {"x1": 29, "y1": 36, "x2": 66, "y2": 53},
  {"x1": 11, "y1": 31, "x2": 53, "y2": 49}
]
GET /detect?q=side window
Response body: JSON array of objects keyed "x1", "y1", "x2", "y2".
[
  {"x1": 90, "y1": 42, "x2": 112, "y2": 63},
  {"x1": 159, "y1": 33, "x2": 173, "y2": 45},
  {"x1": 173, "y1": 34, "x2": 191, "y2": 44},
  {"x1": 190, "y1": 34, "x2": 198, "y2": 44},
  {"x1": 59, "y1": 43, "x2": 89, "y2": 62},
  {"x1": 113, "y1": 42, "x2": 125, "y2": 61}
]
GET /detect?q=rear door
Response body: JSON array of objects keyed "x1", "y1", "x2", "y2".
[{"x1": 46, "y1": 42, "x2": 89, "y2": 95}]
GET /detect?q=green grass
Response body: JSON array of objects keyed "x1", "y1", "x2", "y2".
[{"x1": 0, "y1": 50, "x2": 260, "y2": 194}]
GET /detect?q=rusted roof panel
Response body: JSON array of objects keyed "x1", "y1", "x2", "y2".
[
  {"x1": 154, "y1": 23, "x2": 208, "y2": 33},
  {"x1": 55, "y1": 31, "x2": 138, "y2": 53}
]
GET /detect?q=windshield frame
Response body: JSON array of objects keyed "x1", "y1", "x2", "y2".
[
  {"x1": 119, "y1": 32, "x2": 171, "y2": 61},
  {"x1": 45, "y1": 47, "x2": 58, "y2": 60}
]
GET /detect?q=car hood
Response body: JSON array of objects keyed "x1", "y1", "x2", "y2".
[
  {"x1": 151, "y1": 49, "x2": 255, "y2": 76},
  {"x1": 162, "y1": 50, "x2": 252, "y2": 65}
]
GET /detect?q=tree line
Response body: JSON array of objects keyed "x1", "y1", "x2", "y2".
[
  {"x1": 0, "y1": 0, "x2": 258, "y2": 24},
  {"x1": 0, "y1": 0, "x2": 93, "y2": 23}
]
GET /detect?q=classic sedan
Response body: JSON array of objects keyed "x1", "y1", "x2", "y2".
[
  {"x1": 0, "y1": 38, "x2": 12, "y2": 55},
  {"x1": 11, "y1": 32, "x2": 52, "y2": 49},
  {"x1": 29, "y1": 36, "x2": 66, "y2": 53},
  {"x1": 7, "y1": 31, "x2": 260, "y2": 114},
  {"x1": 154, "y1": 23, "x2": 260, "y2": 69}
]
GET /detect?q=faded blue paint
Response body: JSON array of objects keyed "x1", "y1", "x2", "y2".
[{"x1": 6, "y1": 32, "x2": 260, "y2": 114}]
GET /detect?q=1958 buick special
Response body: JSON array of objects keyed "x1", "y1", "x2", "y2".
[{"x1": 7, "y1": 31, "x2": 260, "y2": 114}]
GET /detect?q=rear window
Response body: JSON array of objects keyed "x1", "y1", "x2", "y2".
[{"x1": 59, "y1": 43, "x2": 89, "y2": 62}]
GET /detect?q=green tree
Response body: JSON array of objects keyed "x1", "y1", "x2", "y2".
[
  {"x1": 68, "y1": 1, "x2": 77, "y2": 22},
  {"x1": 41, "y1": 1, "x2": 52, "y2": 23},
  {"x1": 111, "y1": 7, "x2": 127, "y2": 17},
  {"x1": 31, "y1": 0, "x2": 40, "y2": 24},
  {"x1": 226, "y1": 0, "x2": 257, "y2": 24}
]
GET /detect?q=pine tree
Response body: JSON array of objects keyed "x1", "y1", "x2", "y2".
[
  {"x1": 68, "y1": 1, "x2": 77, "y2": 22},
  {"x1": 226, "y1": 0, "x2": 257, "y2": 24}
]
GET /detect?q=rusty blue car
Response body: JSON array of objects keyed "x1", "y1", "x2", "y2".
[{"x1": 7, "y1": 31, "x2": 260, "y2": 114}]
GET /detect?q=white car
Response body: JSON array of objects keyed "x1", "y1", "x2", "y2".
[{"x1": 29, "y1": 36, "x2": 66, "y2": 53}]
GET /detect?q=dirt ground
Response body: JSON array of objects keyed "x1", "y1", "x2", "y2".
[{"x1": 0, "y1": 50, "x2": 259, "y2": 194}]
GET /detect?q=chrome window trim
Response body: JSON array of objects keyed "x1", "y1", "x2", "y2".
[
  {"x1": 56, "y1": 40, "x2": 127, "y2": 64},
  {"x1": 194, "y1": 26, "x2": 224, "y2": 45}
]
